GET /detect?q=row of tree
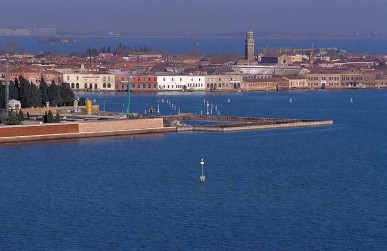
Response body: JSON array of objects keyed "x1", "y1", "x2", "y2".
[{"x1": 0, "y1": 76, "x2": 75, "y2": 109}]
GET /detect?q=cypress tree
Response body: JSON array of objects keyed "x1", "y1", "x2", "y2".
[
  {"x1": 55, "y1": 112, "x2": 61, "y2": 123},
  {"x1": 47, "y1": 110, "x2": 54, "y2": 123},
  {"x1": 19, "y1": 110, "x2": 24, "y2": 121},
  {"x1": 39, "y1": 77, "x2": 49, "y2": 106}
]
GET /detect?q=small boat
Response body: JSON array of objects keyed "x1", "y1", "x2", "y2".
[{"x1": 289, "y1": 98, "x2": 293, "y2": 103}]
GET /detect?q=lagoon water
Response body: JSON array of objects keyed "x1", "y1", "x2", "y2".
[
  {"x1": 1, "y1": 36, "x2": 387, "y2": 55},
  {"x1": 1, "y1": 90, "x2": 387, "y2": 250}
]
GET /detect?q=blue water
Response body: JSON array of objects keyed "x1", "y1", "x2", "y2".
[
  {"x1": 1, "y1": 90, "x2": 387, "y2": 250},
  {"x1": 1, "y1": 36, "x2": 387, "y2": 54}
]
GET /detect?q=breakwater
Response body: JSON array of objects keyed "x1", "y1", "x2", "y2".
[{"x1": 165, "y1": 114, "x2": 333, "y2": 132}]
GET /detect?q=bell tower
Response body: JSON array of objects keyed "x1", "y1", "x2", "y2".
[{"x1": 245, "y1": 29, "x2": 255, "y2": 61}]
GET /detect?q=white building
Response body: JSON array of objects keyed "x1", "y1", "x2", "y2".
[
  {"x1": 63, "y1": 73, "x2": 115, "y2": 91},
  {"x1": 157, "y1": 76, "x2": 205, "y2": 91}
]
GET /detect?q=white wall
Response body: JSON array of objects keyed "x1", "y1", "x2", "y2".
[{"x1": 157, "y1": 76, "x2": 205, "y2": 91}]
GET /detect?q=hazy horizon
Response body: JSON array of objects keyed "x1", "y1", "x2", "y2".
[{"x1": 1, "y1": 0, "x2": 386, "y2": 36}]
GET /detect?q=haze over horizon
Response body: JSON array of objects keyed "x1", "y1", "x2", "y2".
[{"x1": 1, "y1": 0, "x2": 387, "y2": 36}]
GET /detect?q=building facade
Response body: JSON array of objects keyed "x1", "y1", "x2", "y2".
[
  {"x1": 205, "y1": 75, "x2": 243, "y2": 91},
  {"x1": 157, "y1": 76, "x2": 205, "y2": 91},
  {"x1": 64, "y1": 73, "x2": 115, "y2": 91}
]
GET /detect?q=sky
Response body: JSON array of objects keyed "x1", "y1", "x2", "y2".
[{"x1": 1, "y1": 0, "x2": 387, "y2": 35}]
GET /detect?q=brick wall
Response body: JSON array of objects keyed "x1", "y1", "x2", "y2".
[
  {"x1": 78, "y1": 118, "x2": 164, "y2": 133},
  {"x1": 0, "y1": 123, "x2": 79, "y2": 137}
]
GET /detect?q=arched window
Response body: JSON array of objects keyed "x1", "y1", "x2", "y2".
[
  {"x1": 71, "y1": 83, "x2": 75, "y2": 88},
  {"x1": 89, "y1": 83, "x2": 92, "y2": 89},
  {"x1": 94, "y1": 84, "x2": 98, "y2": 89},
  {"x1": 143, "y1": 84, "x2": 146, "y2": 88},
  {"x1": 107, "y1": 83, "x2": 111, "y2": 88},
  {"x1": 148, "y1": 83, "x2": 151, "y2": 88},
  {"x1": 103, "y1": 83, "x2": 106, "y2": 88},
  {"x1": 76, "y1": 83, "x2": 79, "y2": 89},
  {"x1": 153, "y1": 83, "x2": 156, "y2": 88},
  {"x1": 84, "y1": 84, "x2": 87, "y2": 89}
]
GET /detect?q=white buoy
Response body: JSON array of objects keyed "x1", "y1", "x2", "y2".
[
  {"x1": 289, "y1": 98, "x2": 293, "y2": 103},
  {"x1": 203, "y1": 99, "x2": 206, "y2": 104},
  {"x1": 350, "y1": 97, "x2": 353, "y2": 103},
  {"x1": 227, "y1": 99, "x2": 231, "y2": 103},
  {"x1": 206, "y1": 101, "x2": 209, "y2": 115},
  {"x1": 200, "y1": 159, "x2": 205, "y2": 183}
]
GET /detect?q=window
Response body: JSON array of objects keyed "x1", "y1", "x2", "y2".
[
  {"x1": 148, "y1": 83, "x2": 151, "y2": 88},
  {"x1": 94, "y1": 84, "x2": 98, "y2": 89},
  {"x1": 107, "y1": 83, "x2": 111, "y2": 88},
  {"x1": 67, "y1": 76, "x2": 70, "y2": 81},
  {"x1": 76, "y1": 83, "x2": 79, "y2": 89},
  {"x1": 84, "y1": 84, "x2": 87, "y2": 89},
  {"x1": 71, "y1": 83, "x2": 75, "y2": 88},
  {"x1": 103, "y1": 83, "x2": 106, "y2": 88}
]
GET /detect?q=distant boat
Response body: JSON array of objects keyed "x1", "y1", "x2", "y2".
[
  {"x1": 289, "y1": 98, "x2": 293, "y2": 103},
  {"x1": 350, "y1": 97, "x2": 353, "y2": 103}
]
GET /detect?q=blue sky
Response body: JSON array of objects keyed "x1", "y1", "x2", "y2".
[{"x1": 1, "y1": 0, "x2": 386, "y2": 35}]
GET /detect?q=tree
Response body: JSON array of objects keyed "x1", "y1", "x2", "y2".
[
  {"x1": 44, "y1": 110, "x2": 54, "y2": 123},
  {"x1": 47, "y1": 110, "x2": 54, "y2": 123},
  {"x1": 79, "y1": 97, "x2": 86, "y2": 106},
  {"x1": 48, "y1": 81, "x2": 62, "y2": 107},
  {"x1": 6, "y1": 111, "x2": 21, "y2": 125},
  {"x1": 0, "y1": 83, "x2": 4, "y2": 109},
  {"x1": 59, "y1": 83, "x2": 74, "y2": 106},
  {"x1": 19, "y1": 110, "x2": 24, "y2": 121},
  {"x1": 9, "y1": 81, "x2": 19, "y2": 100},
  {"x1": 39, "y1": 77, "x2": 49, "y2": 106},
  {"x1": 55, "y1": 112, "x2": 61, "y2": 123},
  {"x1": 18, "y1": 76, "x2": 33, "y2": 108}
]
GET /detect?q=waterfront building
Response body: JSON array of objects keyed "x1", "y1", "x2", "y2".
[
  {"x1": 130, "y1": 76, "x2": 158, "y2": 92},
  {"x1": 8, "y1": 66, "x2": 42, "y2": 85},
  {"x1": 307, "y1": 69, "x2": 344, "y2": 89},
  {"x1": 283, "y1": 75, "x2": 308, "y2": 89},
  {"x1": 42, "y1": 70, "x2": 63, "y2": 84},
  {"x1": 64, "y1": 72, "x2": 115, "y2": 91},
  {"x1": 243, "y1": 78, "x2": 279, "y2": 91},
  {"x1": 157, "y1": 76, "x2": 205, "y2": 91},
  {"x1": 340, "y1": 69, "x2": 378, "y2": 89},
  {"x1": 205, "y1": 75, "x2": 243, "y2": 91},
  {"x1": 245, "y1": 29, "x2": 255, "y2": 61}
]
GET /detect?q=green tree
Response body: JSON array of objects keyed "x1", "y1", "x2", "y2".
[
  {"x1": 0, "y1": 83, "x2": 4, "y2": 109},
  {"x1": 9, "y1": 80, "x2": 19, "y2": 100},
  {"x1": 18, "y1": 76, "x2": 33, "y2": 108},
  {"x1": 19, "y1": 110, "x2": 24, "y2": 121},
  {"x1": 48, "y1": 81, "x2": 62, "y2": 107},
  {"x1": 79, "y1": 97, "x2": 86, "y2": 106},
  {"x1": 60, "y1": 83, "x2": 74, "y2": 106},
  {"x1": 43, "y1": 111, "x2": 48, "y2": 123},
  {"x1": 39, "y1": 77, "x2": 49, "y2": 106},
  {"x1": 55, "y1": 112, "x2": 61, "y2": 123},
  {"x1": 47, "y1": 110, "x2": 54, "y2": 123},
  {"x1": 6, "y1": 111, "x2": 21, "y2": 125}
]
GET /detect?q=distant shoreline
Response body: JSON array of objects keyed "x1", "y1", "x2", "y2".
[{"x1": 1, "y1": 34, "x2": 387, "y2": 40}]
